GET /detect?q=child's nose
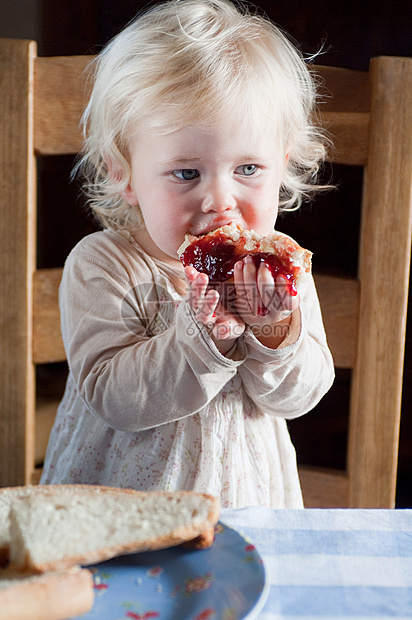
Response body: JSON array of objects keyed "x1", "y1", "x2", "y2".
[{"x1": 201, "y1": 179, "x2": 236, "y2": 213}]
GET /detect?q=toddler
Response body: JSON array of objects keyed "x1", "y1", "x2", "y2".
[{"x1": 41, "y1": 0, "x2": 334, "y2": 508}]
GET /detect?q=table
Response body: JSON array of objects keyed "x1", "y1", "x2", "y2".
[{"x1": 221, "y1": 507, "x2": 412, "y2": 619}]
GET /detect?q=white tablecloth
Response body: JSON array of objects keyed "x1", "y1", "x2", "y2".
[{"x1": 220, "y1": 508, "x2": 412, "y2": 619}]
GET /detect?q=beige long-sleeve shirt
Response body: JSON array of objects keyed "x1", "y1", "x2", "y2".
[{"x1": 41, "y1": 230, "x2": 334, "y2": 508}]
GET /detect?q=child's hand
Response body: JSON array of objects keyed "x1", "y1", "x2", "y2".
[
  {"x1": 184, "y1": 266, "x2": 245, "y2": 355},
  {"x1": 233, "y1": 256, "x2": 301, "y2": 347}
]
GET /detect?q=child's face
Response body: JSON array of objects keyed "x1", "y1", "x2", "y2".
[{"x1": 122, "y1": 115, "x2": 287, "y2": 267}]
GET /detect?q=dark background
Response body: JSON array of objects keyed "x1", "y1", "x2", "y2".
[{"x1": 1, "y1": 0, "x2": 411, "y2": 504}]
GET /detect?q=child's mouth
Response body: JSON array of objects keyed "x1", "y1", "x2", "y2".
[{"x1": 193, "y1": 218, "x2": 238, "y2": 236}]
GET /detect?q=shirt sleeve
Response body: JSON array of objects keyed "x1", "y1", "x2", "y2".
[
  {"x1": 59, "y1": 242, "x2": 245, "y2": 433},
  {"x1": 238, "y1": 276, "x2": 335, "y2": 419}
]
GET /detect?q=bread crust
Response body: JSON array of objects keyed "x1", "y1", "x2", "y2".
[
  {"x1": 181, "y1": 526, "x2": 215, "y2": 549},
  {"x1": 4, "y1": 486, "x2": 220, "y2": 573},
  {"x1": 0, "y1": 567, "x2": 94, "y2": 620}
]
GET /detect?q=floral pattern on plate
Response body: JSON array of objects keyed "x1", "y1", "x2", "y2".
[{"x1": 79, "y1": 522, "x2": 268, "y2": 620}]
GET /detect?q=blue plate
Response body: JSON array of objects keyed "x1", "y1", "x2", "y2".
[{"x1": 78, "y1": 522, "x2": 269, "y2": 620}]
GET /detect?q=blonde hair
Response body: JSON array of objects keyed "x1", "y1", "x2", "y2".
[{"x1": 77, "y1": 0, "x2": 328, "y2": 231}]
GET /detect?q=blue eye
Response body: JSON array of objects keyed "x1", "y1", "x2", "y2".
[
  {"x1": 235, "y1": 164, "x2": 258, "y2": 176},
  {"x1": 241, "y1": 164, "x2": 257, "y2": 176},
  {"x1": 174, "y1": 169, "x2": 199, "y2": 180}
]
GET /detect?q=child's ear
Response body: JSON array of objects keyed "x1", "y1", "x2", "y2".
[
  {"x1": 120, "y1": 183, "x2": 139, "y2": 206},
  {"x1": 106, "y1": 156, "x2": 139, "y2": 206},
  {"x1": 282, "y1": 152, "x2": 291, "y2": 174}
]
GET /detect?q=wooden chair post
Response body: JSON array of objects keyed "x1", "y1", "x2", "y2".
[
  {"x1": 0, "y1": 39, "x2": 37, "y2": 486},
  {"x1": 348, "y1": 56, "x2": 412, "y2": 507}
]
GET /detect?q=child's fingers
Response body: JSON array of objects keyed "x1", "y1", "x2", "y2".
[
  {"x1": 235, "y1": 260, "x2": 300, "y2": 321},
  {"x1": 184, "y1": 265, "x2": 198, "y2": 281},
  {"x1": 212, "y1": 321, "x2": 232, "y2": 340},
  {"x1": 196, "y1": 288, "x2": 219, "y2": 325},
  {"x1": 212, "y1": 313, "x2": 245, "y2": 340},
  {"x1": 233, "y1": 259, "x2": 246, "y2": 288},
  {"x1": 234, "y1": 256, "x2": 259, "y2": 314},
  {"x1": 256, "y1": 262, "x2": 276, "y2": 313},
  {"x1": 273, "y1": 274, "x2": 300, "y2": 313},
  {"x1": 257, "y1": 264, "x2": 297, "y2": 315},
  {"x1": 186, "y1": 271, "x2": 209, "y2": 312},
  {"x1": 257, "y1": 265, "x2": 298, "y2": 314},
  {"x1": 184, "y1": 268, "x2": 226, "y2": 327},
  {"x1": 257, "y1": 268, "x2": 300, "y2": 317}
]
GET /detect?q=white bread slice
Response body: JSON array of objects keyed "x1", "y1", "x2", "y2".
[
  {"x1": 8, "y1": 487, "x2": 220, "y2": 573},
  {"x1": 0, "y1": 484, "x2": 137, "y2": 566},
  {"x1": 0, "y1": 566, "x2": 94, "y2": 620}
]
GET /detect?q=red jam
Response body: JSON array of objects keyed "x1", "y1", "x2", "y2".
[{"x1": 180, "y1": 234, "x2": 299, "y2": 297}]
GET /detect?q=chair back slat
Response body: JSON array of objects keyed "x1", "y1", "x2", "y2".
[
  {"x1": 298, "y1": 467, "x2": 349, "y2": 508},
  {"x1": 33, "y1": 268, "x2": 65, "y2": 364},
  {"x1": 314, "y1": 275, "x2": 359, "y2": 369},
  {"x1": 33, "y1": 58, "x2": 371, "y2": 163},
  {"x1": 30, "y1": 273, "x2": 360, "y2": 370},
  {"x1": 314, "y1": 65, "x2": 370, "y2": 113},
  {"x1": 34, "y1": 56, "x2": 92, "y2": 155},
  {"x1": 320, "y1": 111, "x2": 370, "y2": 165}
]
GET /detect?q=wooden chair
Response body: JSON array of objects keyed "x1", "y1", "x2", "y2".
[{"x1": 1, "y1": 39, "x2": 411, "y2": 506}]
